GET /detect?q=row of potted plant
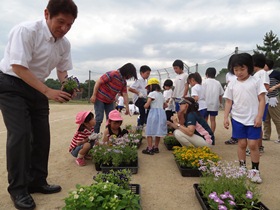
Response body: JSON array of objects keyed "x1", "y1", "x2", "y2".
[{"x1": 63, "y1": 169, "x2": 141, "y2": 209}]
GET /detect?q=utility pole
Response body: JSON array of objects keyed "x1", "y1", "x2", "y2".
[{"x1": 88, "y1": 70, "x2": 91, "y2": 103}]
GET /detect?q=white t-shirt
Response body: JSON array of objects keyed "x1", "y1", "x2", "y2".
[
  {"x1": 163, "y1": 89, "x2": 175, "y2": 111},
  {"x1": 223, "y1": 76, "x2": 267, "y2": 125},
  {"x1": 117, "y1": 96, "x2": 124, "y2": 106},
  {"x1": 148, "y1": 91, "x2": 165, "y2": 109},
  {"x1": 253, "y1": 69, "x2": 270, "y2": 103},
  {"x1": 130, "y1": 77, "x2": 147, "y2": 103},
  {"x1": 203, "y1": 78, "x2": 224, "y2": 111},
  {"x1": 172, "y1": 72, "x2": 189, "y2": 98},
  {"x1": 226, "y1": 72, "x2": 237, "y2": 83},
  {"x1": 190, "y1": 84, "x2": 207, "y2": 111},
  {"x1": 0, "y1": 19, "x2": 72, "y2": 82}
]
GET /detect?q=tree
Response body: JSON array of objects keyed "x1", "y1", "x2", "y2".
[
  {"x1": 254, "y1": 30, "x2": 280, "y2": 68},
  {"x1": 44, "y1": 78, "x2": 61, "y2": 90}
]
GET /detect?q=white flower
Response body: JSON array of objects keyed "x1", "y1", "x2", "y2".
[
  {"x1": 89, "y1": 196, "x2": 94, "y2": 202},
  {"x1": 74, "y1": 194, "x2": 79, "y2": 199},
  {"x1": 79, "y1": 188, "x2": 84, "y2": 192}
]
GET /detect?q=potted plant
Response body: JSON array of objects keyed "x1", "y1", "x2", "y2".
[
  {"x1": 124, "y1": 125, "x2": 143, "y2": 148},
  {"x1": 163, "y1": 135, "x2": 181, "y2": 150},
  {"x1": 63, "y1": 181, "x2": 141, "y2": 210},
  {"x1": 172, "y1": 146, "x2": 220, "y2": 177},
  {"x1": 90, "y1": 136, "x2": 139, "y2": 174},
  {"x1": 194, "y1": 160, "x2": 269, "y2": 210},
  {"x1": 93, "y1": 169, "x2": 133, "y2": 190},
  {"x1": 61, "y1": 75, "x2": 79, "y2": 95}
]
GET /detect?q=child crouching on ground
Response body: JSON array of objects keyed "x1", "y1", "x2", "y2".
[
  {"x1": 103, "y1": 109, "x2": 128, "y2": 144},
  {"x1": 69, "y1": 111, "x2": 101, "y2": 166}
]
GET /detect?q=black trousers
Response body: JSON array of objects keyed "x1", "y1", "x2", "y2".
[
  {"x1": 0, "y1": 72, "x2": 50, "y2": 196},
  {"x1": 135, "y1": 98, "x2": 148, "y2": 126}
]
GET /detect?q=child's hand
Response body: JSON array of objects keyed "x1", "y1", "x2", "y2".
[
  {"x1": 88, "y1": 133, "x2": 99, "y2": 141},
  {"x1": 254, "y1": 116, "x2": 262, "y2": 127},
  {"x1": 224, "y1": 118, "x2": 229, "y2": 129}
]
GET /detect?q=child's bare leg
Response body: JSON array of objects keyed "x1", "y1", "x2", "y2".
[
  {"x1": 154, "y1": 137, "x2": 161, "y2": 148},
  {"x1": 237, "y1": 139, "x2": 247, "y2": 163},
  {"x1": 146, "y1": 136, "x2": 153, "y2": 149},
  {"x1": 78, "y1": 142, "x2": 91, "y2": 157},
  {"x1": 210, "y1": 116, "x2": 216, "y2": 133},
  {"x1": 248, "y1": 139, "x2": 260, "y2": 169}
]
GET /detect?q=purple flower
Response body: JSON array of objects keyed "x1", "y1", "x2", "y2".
[
  {"x1": 220, "y1": 193, "x2": 228, "y2": 199},
  {"x1": 228, "y1": 200, "x2": 236, "y2": 206},
  {"x1": 246, "y1": 191, "x2": 253, "y2": 199},
  {"x1": 214, "y1": 197, "x2": 224, "y2": 204},
  {"x1": 218, "y1": 205, "x2": 227, "y2": 210},
  {"x1": 209, "y1": 192, "x2": 217, "y2": 200}
]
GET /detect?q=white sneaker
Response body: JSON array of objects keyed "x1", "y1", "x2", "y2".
[
  {"x1": 248, "y1": 169, "x2": 262, "y2": 184},
  {"x1": 274, "y1": 140, "x2": 280, "y2": 144}
]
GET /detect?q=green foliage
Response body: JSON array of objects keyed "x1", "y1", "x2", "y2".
[
  {"x1": 163, "y1": 135, "x2": 180, "y2": 146},
  {"x1": 44, "y1": 78, "x2": 61, "y2": 90},
  {"x1": 63, "y1": 182, "x2": 140, "y2": 210},
  {"x1": 93, "y1": 169, "x2": 132, "y2": 190},
  {"x1": 255, "y1": 30, "x2": 280, "y2": 68}
]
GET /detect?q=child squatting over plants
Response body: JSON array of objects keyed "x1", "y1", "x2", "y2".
[
  {"x1": 69, "y1": 111, "x2": 101, "y2": 166},
  {"x1": 102, "y1": 109, "x2": 128, "y2": 143}
]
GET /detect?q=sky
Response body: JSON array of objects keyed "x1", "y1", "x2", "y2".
[{"x1": 0, "y1": 0, "x2": 280, "y2": 83}]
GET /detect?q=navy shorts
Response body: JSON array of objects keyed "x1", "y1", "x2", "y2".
[
  {"x1": 231, "y1": 118, "x2": 261, "y2": 140},
  {"x1": 199, "y1": 108, "x2": 208, "y2": 118},
  {"x1": 206, "y1": 111, "x2": 218, "y2": 117}
]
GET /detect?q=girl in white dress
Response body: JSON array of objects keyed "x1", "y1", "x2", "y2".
[{"x1": 142, "y1": 78, "x2": 167, "y2": 155}]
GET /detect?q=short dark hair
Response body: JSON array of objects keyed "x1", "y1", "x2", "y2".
[
  {"x1": 172, "y1": 59, "x2": 184, "y2": 70},
  {"x1": 205, "y1": 67, "x2": 216, "y2": 78},
  {"x1": 265, "y1": 58, "x2": 274, "y2": 70},
  {"x1": 252, "y1": 53, "x2": 266, "y2": 68},
  {"x1": 118, "y1": 63, "x2": 138, "y2": 80},
  {"x1": 140, "y1": 65, "x2": 151, "y2": 73},
  {"x1": 188, "y1": 72, "x2": 202, "y2": 84},
  {"x1": 47, "y1": 0, "x2": 78, "y2": 19},
  {"x1": 230, "y1": 53, "x2": 254, "y2": 75},
  {"x1": 163, "y1": 79, "x2": 173, "y2": 87}
]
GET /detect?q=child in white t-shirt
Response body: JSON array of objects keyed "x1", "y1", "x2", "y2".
[
  {"x1": 188, "y1": 72, "x2": 207, "y2": 118},
  {"x1": 172, "y1": 59, "x2": 189, "y2": 112},
  {"x1": 163, "y1": 79, "x2": 175, "y2": 122},
  {"x1": 223, "y1": 53, "x2": 267, "y2": 184},
  {"x1": 203, "y1": 67, "x2": 224, "y2": 133}
]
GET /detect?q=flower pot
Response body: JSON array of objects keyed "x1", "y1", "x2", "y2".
[
  {"x1": 193, "y1": 183, "x2": 270, "y2": 210},
  {"x1": 175, "y1": 160, "x2": 201, "y2": 177},
  {"x1": 101, "y1": 158, "x2": 139, "y2": 174},
  {"x1": 164, "y1": 142, "x2": 181, "y2": 150},
  {"x1": 94, "y1": 162, "x2": 101, "y2": 171}
]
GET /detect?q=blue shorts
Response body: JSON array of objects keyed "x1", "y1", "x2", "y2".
[
  {"x1": 262, "y1": 103, "x2": 268, "y2": 121},
  {"x1": 199, "y1": 109, "x2": 208, "y2": 118},
  {"x1": 206, "y1": 111, "x2": 218, "y2": 117},
  {"x1": 231, "y1": 118, "x2": 261, "y2": 140},
  {"x1": 71, "y1": 145, "x2": 83, "y2": 157}
]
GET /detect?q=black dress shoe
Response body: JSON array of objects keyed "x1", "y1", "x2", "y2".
[
  {"x1": 10, "y1": 193, "x2": 36, "y2": 210},
  {"x1": 28, "y1": 184, "x2": 62, "y2": 194}
]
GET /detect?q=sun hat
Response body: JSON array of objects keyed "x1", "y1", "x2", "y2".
[
  {"x1": 179, "y1": 97, "x2": 195, "y2": 105},
  {"x1": 106, "y1": 110, "x2": 123, "y2": 126},
  {"x1": 146, "y1": 78, "x2": 160, "y2": 88},
  {"x1": 75, "y1": 111, "x2": 91, "y2": 124},
  {"x1": 109, "y1": 110, "x2": 123, "y2": 121}
]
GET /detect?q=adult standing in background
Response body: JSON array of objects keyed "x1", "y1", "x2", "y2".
[
  {"x1": 0, "y1": 0, "x2": 78, "y2": 209},
  {"x1": 90, "y1": 63, "x2": 137, "y2": 133},
  {"x1": 263, "y1": 59, "x2": 280, "y2": 143}
]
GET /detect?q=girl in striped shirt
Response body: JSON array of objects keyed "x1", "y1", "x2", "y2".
[{"x1": 69, "y1": 111, "x2": 100, "y2": 166}]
